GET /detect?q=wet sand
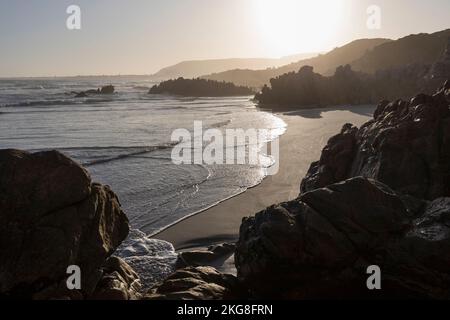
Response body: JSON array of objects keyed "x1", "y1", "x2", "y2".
[{"x1": 154, "y1": 106, "x2": 374, "y2": 251}]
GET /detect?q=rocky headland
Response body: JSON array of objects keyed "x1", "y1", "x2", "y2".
[
  {"x1": 236, "y1": 80, "x2": 450, "y2": 299},
  {"x1": 255, "y1": 37, "x2": 450, "y2": 108}
]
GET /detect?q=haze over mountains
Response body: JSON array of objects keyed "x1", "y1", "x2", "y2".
[
  {"x1": 203, "y1": 38, "x2": 390, "y2": 87},
  {"x1": 202, "y1": 29, "x2": 450, "y2": 88},
  {"x1": 254, "y1": 29, "x2": 450, "y2": 109},
  {"x1": 351, "y1": 29, "x2": 450, "y2": 73},
  {"x1": 150, "y1": 52, "x2": 318, "y2": 80}
]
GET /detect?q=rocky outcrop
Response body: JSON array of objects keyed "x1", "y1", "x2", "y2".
[
  {"x1": 301, "y1": 81, "x2": 450, "y2": 200},
  {"x1": 236, "y1": 177, "x2": 450, "y2": 299},
  {"x1": 91, "y1": 256, "x2": 141, "y2": 300},
  {"x1": 100, "y1": 85, "x2": 115, "y2": 95},
  {"x1": 178, "y1": 243, "x2": 235, "y2": 268},
  {"x1": 149, "y1": 78, "x2": 254, "y2": 97},
  {"x1": 0, "y1": 149, "x2": 130, "y2": 299},
  {"x1": 236, "y1": 82, "x2": 450, "y2": 299},
  {"x1": 144, "y1": 267, "x2": 241, "y2": 300},
  {"x1": 429, "y1": 37, "x2": 450, "y2": 82},
  {"x1": 73, "y1": 85, "x2": 115, "y2": 97}
]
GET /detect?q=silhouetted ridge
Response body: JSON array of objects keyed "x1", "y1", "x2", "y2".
[
  {"x1": 255, "y1": 56, "x2": 449, "y2": 108},
  {"x1": 352, "y1": 29, "x2": 450, "y2": 73},
  {"x1": 203, "y1": 38, "x2": 391, "y2": 87},
  {"x1": 204, "y1": 29, "x2": 450, "y2": 88}
]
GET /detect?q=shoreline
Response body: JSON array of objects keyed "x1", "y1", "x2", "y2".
[
  {"x1": 153, "y1": 105, "x2": 375, "y2": 250},
  {"x1": 148, "y1": 180, "x2": 263, "y2": 239},
  {"x1": 148, "y1": 110, "x2": 287, "y2": 238}
]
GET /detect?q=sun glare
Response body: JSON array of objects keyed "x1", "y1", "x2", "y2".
[{"x1": 252, "y1": 0, "x2": 343, "y2": 56}]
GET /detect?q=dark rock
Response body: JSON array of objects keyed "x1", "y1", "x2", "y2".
[
  {"x1": 149, "y1": 78, "x2": 254, "y2": 97},
  {"x1": 144, "y1": 267, "x2": 241, "y2": 300},
  {"x1": 73, "y1": 85, "x2": 115, "y2": 98},
  {"x1": 301, "y1": 124, "x2": 358, "y2": 192},
  {"x1": 178, "y1": 243, "x2": 236, "y2": 268},
  {"x1": 90, "y1": 256, "x2": 141, "y2": 300},
  {"x1": 100, "y1": 85, "x2": 115, "y2": 95},
  {"x1": 178, "y1": 251, "x2": 217, "y2": 268},
  {"x1": 255, "y1": 63, "x2": 435, "y2": 108},
  {"x1": 235, "y1": 177, "x2": 450, "y2": 299},
  {"x1": 75, "y1": 92, "x2": 88, "y2": 98},
  {"x1": 301, "y1": 82, "x2": 450, "y2": 200},
  {"x1": 237, "y1": 83, "x2": 450, "y2": 299},
  {"x1": 0, "y1": 149, "x2": 129, "y2": 299}
]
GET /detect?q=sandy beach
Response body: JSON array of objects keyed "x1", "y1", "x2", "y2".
[{"x1": 154, "y1": 105, "x2": 375, "y2": 251}]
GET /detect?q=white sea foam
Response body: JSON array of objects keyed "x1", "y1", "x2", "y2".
[{"x1": 115, "y1": 229, "x2": 178, "y2": 290}]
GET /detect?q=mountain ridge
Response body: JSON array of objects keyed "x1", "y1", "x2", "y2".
[
  {"x1": 202, "y1": 38, "x2": 391, "y2": 87},
  {"x1": 150, "y1": 53, "x2": 319, "y2": 80},
  {"x1": 203, "y1": 29, "x2": 450, "y2": 88}
]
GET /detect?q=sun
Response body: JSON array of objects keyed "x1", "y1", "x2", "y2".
[{"x1": 252, "y1": 0, "x2": 343, "y2": 56}]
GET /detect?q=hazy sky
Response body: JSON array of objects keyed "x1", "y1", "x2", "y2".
[{"x1": 0, "y1": 0, "x2": 449, "y2": 77}]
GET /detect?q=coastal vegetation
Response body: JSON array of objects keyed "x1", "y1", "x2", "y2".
[{"x1": 254, "y1": 64, "x2": 432, "y2": 107}]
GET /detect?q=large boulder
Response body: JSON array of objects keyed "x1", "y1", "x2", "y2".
[
  {"x1": 91, "y1": 256, "x2": 141, "y2": 300},
  {"x1": 0, "y1": 149, "x2": 130, "y2": 299},
  {"x1": 301, "y1": 81, "x2": 450, "y2": 200},
  {"x1": 144, "y1": 266, "x2": 241, "y2": 300},
  {"x1": 235, "y1": 177, "x2": 450, "y2": 299}
]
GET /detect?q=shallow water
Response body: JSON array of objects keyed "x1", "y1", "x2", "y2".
[{"x1": 0, "y1": 77, "x2": 286, "y2": 235}]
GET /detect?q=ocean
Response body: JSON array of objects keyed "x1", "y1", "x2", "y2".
[{"x1": 0, "y1": 76, "x2": 286, "y2": 288}]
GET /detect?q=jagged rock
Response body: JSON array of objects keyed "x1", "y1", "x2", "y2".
[
  {"x1": 178, "y1": 243, "x2": 236, "y2": 268},
  {"x1": 75, "y1": 91, "x2": 88, "y2": 98},
  {"x1": 90, "y1": 256, "x2": 141, "y2": 300},
  {"x1": 100, "y1": 85, "x2": 115, "y2": 95},
  {"x1": 148, "y1": 78, "x2": 253, "y2": 97},
  {"x1": 144, "y1": 266, "x2": 241, "y2": 300},
  {"x1": 0, "y1": 149, "x2": 129, "y2": 299},
  {"x1": 235, "y1": 177, "x2": 450, "y2": 299},
  {"x1": 301, "y1": 82, "x2": 450, "y2": 200},
  {"x1": 237, "y1": 83, "x2": 450, "y2": 299},
  {"x1": 73, "y1": 85, "x2": 115, "y2": 98},
  {"x1": 300, "y1": 123, "x2": 358, "y2": 192}
]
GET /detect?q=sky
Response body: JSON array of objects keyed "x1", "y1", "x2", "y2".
[{"x1": 0, "y1": 0, "x2": 449, "y2": 77}]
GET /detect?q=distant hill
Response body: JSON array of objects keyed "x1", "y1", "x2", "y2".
[
  {"x1": 351, "y1": 29, "x2": 450, "y2": 73},
  {"x1": 204, "y1": 30, "x2": 450, "y2": 88},
  {"x1": 150, "y1": 53, "x2": 318, "y2": 80},
  {"x1": 148, "y1": 78, "x2": 254, "y2": 97},
  {"x1": 202, "y1": 38, "x2": 391, "y2": 88}
]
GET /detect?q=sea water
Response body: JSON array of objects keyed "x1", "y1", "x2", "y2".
[{"x1": 0, "y1": 76, "x2": 286, "y2": 287}]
